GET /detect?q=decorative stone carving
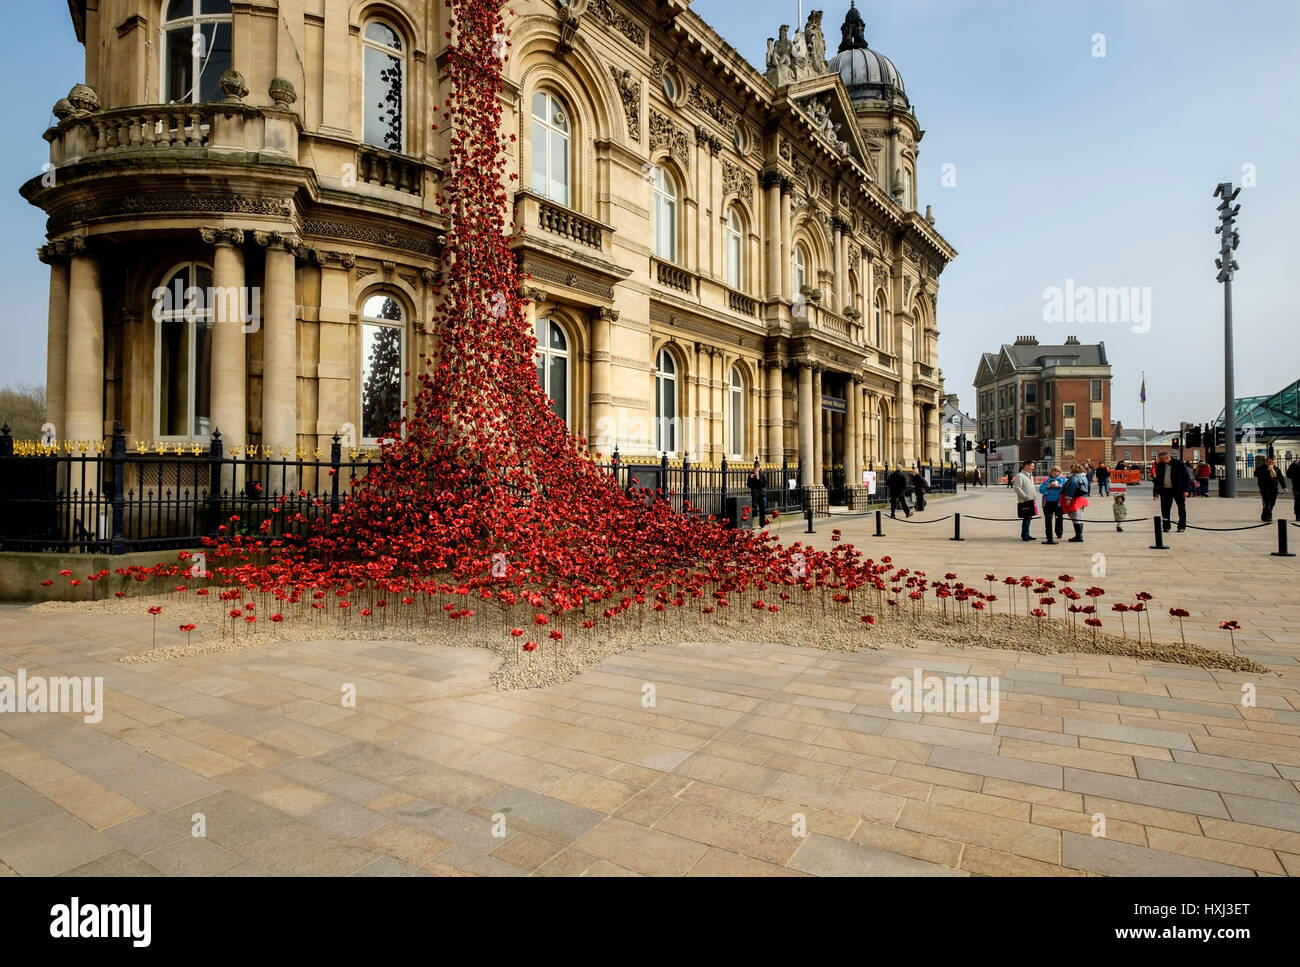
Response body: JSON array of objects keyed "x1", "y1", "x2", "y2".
[
  {"x1": 301, "y1": 217, "x2": 439, "y2": 257},
  {"x1": 356, "y1": 267, "x2": 377, "y2": 280},
  {"x1": 591, "y1": 306, "x2": 621, "y2": 322},
  {"x1": 778, "y1": 138, "x2": 792, "y2": 162},
  {"x1": 556, "y1": 3, "x2": 581, "y2": 54},
  {"x1": 50, "y1": 193, "x2": 291, "y2": 236},
  {"x1": 694, "y1": 125, "x2": 722, "y2": 156},
  {"x1": 254, "y1": 230, "x2": 305, "y2": 257},
  {"x1": 66, "y1": 84, "x2": 100, "y2": 116},
  {"x1": 422, "y1": 267, "x2": 442, "y2": 285},
  {"x1": 722, "y1": 160, "x2": 753, "y2": 205},
  {"x1": 268, "y1": 76, "x2": 297, "y2": 106},
  {"x1": 587, "y1": 0, "x2": 645, "y2": 46},
  {"x1": 399, "y1": 272, "x2": 419, "y2": 288},
  {"x1": 686, "y1": 82, "x2": 731, "y2": 127},
  {"x1": 522, "y1": 286, "x2": 547, "y2": 303},
  {"x1": 199, "y1": 226, "x2": 245, "y2": 247},
  {"x1": 765, "y1": 11, "x2": 830, "y2": 86},
  {"x1": 52, "y1": 98, "x2": 75, "y2": 121},
  {"x1": 649, "y1": 110, "x2": 690, "y2": 169},
  {"x1": 218, "y1": 70, "x2": 249, "y2": 101},
  {"x1": 847, "y1": 246, "x2": 860, "y2": 272},
  {"x1": 608, "y1": 67, "x2": 640, "y2": 142}
]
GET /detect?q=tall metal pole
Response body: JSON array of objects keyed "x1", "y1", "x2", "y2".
[
  {"x1": 1223, "y1": 268, "x2": 1236, "y2": 496},
  {"x1": 1214, "y1": 181, "x2": 1240, "y2": 498}
]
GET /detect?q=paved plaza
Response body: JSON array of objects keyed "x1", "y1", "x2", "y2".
[{"x1": 0, "y1": 489, "x2": 1297, "y2": 877}]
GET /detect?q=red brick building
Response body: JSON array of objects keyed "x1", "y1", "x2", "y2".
[{"x1": 973, "y1": 336, "x2": 1113, "y2": 469}]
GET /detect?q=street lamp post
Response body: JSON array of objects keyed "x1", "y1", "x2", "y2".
[{"x1": 1214, "y1": 182, "x2": 1241, "y2": 498}]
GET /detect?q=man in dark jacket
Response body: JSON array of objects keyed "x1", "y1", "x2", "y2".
[
  {"x1": 1288, "y1": 459, "x2": 1300, "y2": 522},
  {"x1": 1254, "y1": 456, "x2": 1287, "y2": 522},
  {"x1": 1151, "y1": 450, "x2": 1192, "y2": 532},
  {"x1": 887, "y1": 467, "x2": 911, "y2": 518},
  {"x1": 747, "y1": 467, "x2": 767, "y2": 529},
  {"x1": 911, "y1": 469, "x2": 929, "y2": 512}
]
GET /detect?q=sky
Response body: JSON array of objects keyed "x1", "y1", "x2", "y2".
[{"x1": 2, "y1": 0, "x2": 1298, "y2": 432}]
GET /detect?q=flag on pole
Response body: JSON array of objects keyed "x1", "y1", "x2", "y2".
[{"x1": 1140, "y1": 377, "x2": 1146, "y2": 403}]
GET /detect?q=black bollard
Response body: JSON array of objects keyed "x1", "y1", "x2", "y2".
[
  {"x1": 806, "y1": 503, "x2": 815, "y2": 535},
  {"x1": 873, "y1": 509, "x2": 884, "y2": 537},
  {"x1": 1272, "y1": 519, "x2": 1295, "y2": 557},
  {"x1": 950, "y1": 512, "x2": 964, "y2": 541},
  {"x1": 1150, "y1": 514, "x2": 1166, "y2": 550}
]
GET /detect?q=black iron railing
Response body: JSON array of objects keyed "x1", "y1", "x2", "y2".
[{"x1": 0, "y1": 425, "x2": 375, "y2": 554}]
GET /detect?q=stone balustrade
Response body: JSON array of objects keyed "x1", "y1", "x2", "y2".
[{"x1": 45, "y1": 102, "x2": 299, "y2": 168}]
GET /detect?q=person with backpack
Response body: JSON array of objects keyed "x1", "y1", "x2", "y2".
[
  {"x1": 1096, "y1": 463, "x2": 1111, "y2": 496},
  {"x1": 1039, "y1": 465, "x2": 1066, "y2": 542},
  {"x1": 1059, "y1": 462, "x2": 1091, "y2": 543}
]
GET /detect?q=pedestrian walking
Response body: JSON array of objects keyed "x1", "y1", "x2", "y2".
[
  {"x1": 1254, "y1": 456, "x2": 1287, "y2": 522},
  {"x1": 1113, "y1": 493, "x2": 1127, "y2": 532},
  {"x1": 911, "y1": 469, "x2": 929, "y2": 512},
  {"x1": 1039, "y1": 465, "x2": 1066, "y2": 542},
  {"x1": 972, "y1": 465, "x2": 982, "y2": 487},
  {"x1": 1059, "y1": 462, "x2": 1091, "y2": 542},
  {"x1": 1085, "y1": 460, "x2": 1095, "y2": 490},
  {"x1": 1013, "y1": 459, "x2": 1037, "y2": 542},
  {"x1": 1152, "y1": 450, "x2": 1191, "y2": 532},
  {"x1": 1288, "y1": 458, "x2": 1300, "y2": 521},
  {"x1": 1197, "y1": 460, "x2": 1213, "y2": 497},
  {"x1": 886, "y1": 466, "x2": 911, "y2": 519},
  {"x1": 747, "y1": 466, "x2": 768, "y2": 529},
  {"x1": 1096, "y1": 462, "x2": 1111, "y2": 496}
]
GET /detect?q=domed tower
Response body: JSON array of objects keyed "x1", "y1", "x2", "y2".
[{"x1": 828, "y1": 2, "x2": 920, "y2": 209}]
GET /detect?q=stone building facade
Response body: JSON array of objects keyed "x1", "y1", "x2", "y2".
[{"x1": 24, "y1": 1, "x2": 953, "y2": 504}]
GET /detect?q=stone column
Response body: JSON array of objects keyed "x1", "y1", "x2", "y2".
[
  {"x1": 203, "y1": 228, "x2": 247, "y2": 448},
  {"x1": 711, "y1": 349, "x2": 724, "y2": 463},
  {"x1": 780, "y1": 177, "x2": 793, "y2": 299},
  {"x1": 812, "y1": 366, "x2": 823, "y2": 481},
  {"x1": 689, "y1": 342, "x2": 703, "y2": 459},
  {"x1": 845, "y1": 376, "x2": 859, "y2": 483},
  {"x1": 766, "y1": 362, "x2": 784, "y2": 462},
  {"x1": 255, "y1": 231, "x2": 300, "y2": 459},
  {"x1": 65, "y1": 238, "x2": 103, "y2": 442},
  {"x1": 797, "y1": 362, "x2": 814, "y2": 483},
  {"x1": 590, "y1": 307, "x2": 616, "y2": 454},
  {"x1": 39, "y1": 242, "x2": 71, "y2": 439},
  {"x1": 832, "y1": 225, "x2": 844, "y2": 314},
  {"x1": 764, "y1": 173, "x2": 782, "y2": 300}
]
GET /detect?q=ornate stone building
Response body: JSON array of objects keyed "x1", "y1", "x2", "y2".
[{"x1": 24, "y1": 0, "x2": 953, "y2": 504}]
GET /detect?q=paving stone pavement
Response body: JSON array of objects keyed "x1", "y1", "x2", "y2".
[{"x1": 2, "y1": 531, "x2": 1298, "y2": 878}]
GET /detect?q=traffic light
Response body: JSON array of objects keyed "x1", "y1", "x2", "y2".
[
  {"x1": 989, "y1": 439, "x2": 997, "y2": 453},
  {"x1": 976, "y1": 440, "x2": 987, "y2": 455},
  {"x1": 1186, "y1": 426, "x2": 1202, "y2": 448},
  {"x1": 1214, "y1": 425, "x2": 1225, "y2": 449},
  {"x1": 1171, "y1": 436, "x2": 1180, "y2": 450},
  {"x1": 966, "y1": 437, "x2": 974, "y2": 452}
]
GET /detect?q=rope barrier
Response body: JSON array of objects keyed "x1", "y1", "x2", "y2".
[
  {"x1": 1178, "y1": 522, "x2": 1273, "y2": 532},
  {"x1": 892, "y1": 514, "x2": 952, "y2": 524}
]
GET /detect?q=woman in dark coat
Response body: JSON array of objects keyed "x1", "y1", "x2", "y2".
[{"x1": 1288, "y1": 459, "x2": 1300, "y2": 522}]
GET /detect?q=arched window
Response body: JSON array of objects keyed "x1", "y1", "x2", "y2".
[
  {"x1": 654, "y1": 349, "x2": 678, "y2": 454},
  {"x1": 724, "y1": 207, "x2": 744, "y2": 290},
  {"x1": 162, "y1": 0, "x2": 232, "y2": 104},
  {"x1": 792, "y1": 243, "x2": 808, "y2": 298},
  {"x1": 535, "y1": 317, "x2": 569, "y2": 425},
  {"x1": 360, "y1": 294, "x2": 405, "y2": 441},
  {"x1": 363, "y1": 21, "x2": 406, "y2": 153},
  {"x1": 530, "y1": 90, "x2": 571, "y2": 207},
  {"x1": 653, "y1": 166, "x2": 678, "y2": 262},
  {"x1": 155, "y1": 262, "x2": 214, "y2": 438},
  {"x1": 874, "y1": 294, "x2": 884, "y2": 348},
  {"x1": 728, "y1": 366, "x2": 745, "y2": 459}
]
